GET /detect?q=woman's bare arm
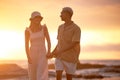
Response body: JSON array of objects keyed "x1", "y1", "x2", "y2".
[
  {"x1": 25, "y1": 29, "x2": 31, "y2": 63},
  {"x1": 44, "y1": 26, "x2": 51, "y2": 54}
]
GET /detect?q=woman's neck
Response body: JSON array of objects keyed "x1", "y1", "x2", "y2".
[{"x1": 30, "y1": 23, "x2": 42, "y2": 32}]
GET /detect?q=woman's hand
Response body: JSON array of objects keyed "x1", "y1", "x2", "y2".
[
  {"x1": 46, "y1": 53, "x2": 53, "y2": 59},
  {"x1": 28, "y1": 57, "x2": 32, "y2": 64}
]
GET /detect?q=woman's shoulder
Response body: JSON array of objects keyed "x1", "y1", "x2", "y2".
[
  {"x1": 42, "y1": 24, "x2": 47, "y2": 28},
  {"x1": 25, "y1": 27, "x2": 32, "y2": 34},
  {"x1": 42, "y1": 24, "x2": 48, "y2": 31},
  {"x1": 25, "y1": 27, "x2": 29, "y2": 31}
]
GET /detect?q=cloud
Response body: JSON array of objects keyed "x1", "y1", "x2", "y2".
[
  {"x1": 74, "y1": 0, "x2": 120, "y2": 30},
  {"x1": 78, "y1": 0, "x2": 120, "y2": 6},
  {"x1": 82, "y1": 44, "x2": 120, "y2": 52}
]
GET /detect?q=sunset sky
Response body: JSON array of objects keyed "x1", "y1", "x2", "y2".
[{"x1": 0, "y1": 0, "x2": 120, "y2": 60}]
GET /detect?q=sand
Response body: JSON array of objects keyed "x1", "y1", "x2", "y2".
[{"x1": 0, "y1": 77, "x2": 120, "y2": 80}]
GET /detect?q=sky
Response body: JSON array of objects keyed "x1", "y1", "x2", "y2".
[{"x1": 0, "y1": 0, "x2": 120, "y2": 60}]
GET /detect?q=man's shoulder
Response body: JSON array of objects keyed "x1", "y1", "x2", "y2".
[
  {"x1": 73, "y1": 22, "x2": 80, "y2": 28},
  {"x1": 72, "y1": 22, "x2": 81, "y2": 31},
  {"x1": 58, "y1": 24, "x2": 64, "y2": 29},
  {"x1": 59, "y1": 24, "x2": 64, "y2": 27}
]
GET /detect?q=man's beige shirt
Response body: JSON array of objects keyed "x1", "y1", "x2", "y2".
[{"x1": 56, "y1": 22, "x2": 81, "y2": 63}]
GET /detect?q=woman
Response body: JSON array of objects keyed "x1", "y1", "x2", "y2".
[{"x1": 25, "y1": 11, "x2": 51, "y2": 80}]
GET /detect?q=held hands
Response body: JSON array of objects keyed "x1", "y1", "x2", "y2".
[
  {"x1": 46, "y1": 53, "x2": 54, "y2": 59},
  {"x1": 46, "y1": 50, "x2": 58, "y2": 59}
]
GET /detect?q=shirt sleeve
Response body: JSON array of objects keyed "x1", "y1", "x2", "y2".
[{"x1": 72, "y1": 27, "x2": 81, "y2": 42}]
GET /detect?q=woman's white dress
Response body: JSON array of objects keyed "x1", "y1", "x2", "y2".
[{"x1": 26, "y1": 26, "x2": 48, "y2": 80}]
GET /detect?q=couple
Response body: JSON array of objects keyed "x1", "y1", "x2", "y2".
[{"x1": 25, "y1": 7, "x2": 81, "y2": 80}]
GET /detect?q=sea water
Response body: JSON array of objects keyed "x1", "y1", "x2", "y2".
[
  {"x1": 0, "y1": 60, "x2": 120, "y2": 80},
  {"x1": 0, "y1": 59, "x2": 120, "y2": 68}
]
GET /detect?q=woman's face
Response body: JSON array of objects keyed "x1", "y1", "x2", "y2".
[{"x1": 31, "y1": 16, "x2": 42, "y2": 24}]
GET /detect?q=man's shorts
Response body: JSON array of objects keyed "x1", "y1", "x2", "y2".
[{"x1": 55, "y1": 58, "x2": 76, "y2": 74}]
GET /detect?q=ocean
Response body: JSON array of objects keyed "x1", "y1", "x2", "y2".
[
  {"x1": 0, "y1": 59, "x2": 120, "y2": 68},
  {"x1": 0, "y1": 60, "x2": 120, "y2": 80}
]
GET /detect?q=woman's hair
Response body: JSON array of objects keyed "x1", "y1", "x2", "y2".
[{"x1": 29, "y1": 21, "x2": 40, "y2": 32}]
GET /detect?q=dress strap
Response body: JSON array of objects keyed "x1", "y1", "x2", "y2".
[
  {"x1": 42, "y1": 24, "x2": 46, "y2": 33},
  {"x1": 26, "y1": 27, "x2": 32, "y2": 34}
]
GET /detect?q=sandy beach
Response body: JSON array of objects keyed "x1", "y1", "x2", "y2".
[{"x1": 0, "y1": 77, "x2": 120, "y2": 80}]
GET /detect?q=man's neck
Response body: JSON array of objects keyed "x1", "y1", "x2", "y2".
[{"x1": 64, "y1": 20, "x2": 73, "y2": 26}]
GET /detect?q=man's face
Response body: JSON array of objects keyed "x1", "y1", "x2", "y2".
[{"x1": 60, "y1": 11, "x2": 69, "y2": 21}]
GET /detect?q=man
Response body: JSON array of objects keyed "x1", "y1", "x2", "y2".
[{"x1": 51, "y1": 7, "x2": 81, "y2": 80}]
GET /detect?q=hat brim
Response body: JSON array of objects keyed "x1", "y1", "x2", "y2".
[{"x1": 30, "y1": 16, "x2": 43, "y2": 20}]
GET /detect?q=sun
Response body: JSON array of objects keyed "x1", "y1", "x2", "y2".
[
  {"x1": 81, "y1": 31, "x2": 106, "y2": 46},
  {"x1": 49, "y1": 32, "x2": 58, "y2": 50},
  {"x1": 0, "y1": 30, "x2": 24, "y2": 60}
]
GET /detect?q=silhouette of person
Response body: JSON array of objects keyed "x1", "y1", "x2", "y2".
[
  {"x1": 49, "y1": 7, "x2": 81, "y2": 80},
  {"x1": 25, "y1": 11, "x2": 51, "y2": 80}
]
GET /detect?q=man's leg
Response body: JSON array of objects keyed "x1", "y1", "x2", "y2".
[
  {"x1": 66, "y1": 73, "x2": 72, "y2": 80},
  {"x1": 56, "y1": 70, "x2": 63, "y2": 80}
]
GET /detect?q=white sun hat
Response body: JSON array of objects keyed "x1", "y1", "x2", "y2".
[{"x1": 30, "y1": 11, "x2": 42, "y2": 19}]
